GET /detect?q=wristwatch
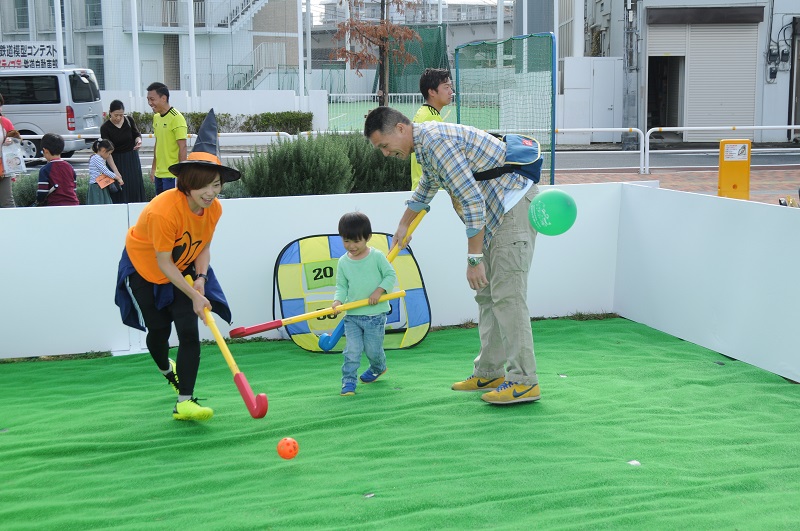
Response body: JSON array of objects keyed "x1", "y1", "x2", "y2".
[
  {"x1": 196, "y1": 273, "x2": 209, "y2": 282},
  {"x1": 467, "y1": 254, "x2": 483, "y2": 267}
]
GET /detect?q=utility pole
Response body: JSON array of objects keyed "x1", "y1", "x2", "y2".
[
  {"x1": 622, "y1": 0, "x2": 639, "y2": 150},
  {"x1": 379, "y1": 0, "x2": 388, "y2": 106}
]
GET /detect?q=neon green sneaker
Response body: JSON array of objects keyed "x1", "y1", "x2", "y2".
[
  {"x1": 480, "y1": 381, "x2": 541, "y2": 404},
  {"x1": 451, "y1": 374, "x2": 504, "y2": 392},
  {"x1": 164, "y1": 358, "x2": 179, "y2": 394},
  {"x1": 173, "y1": 398, "x2": 214, "y2": 421}
]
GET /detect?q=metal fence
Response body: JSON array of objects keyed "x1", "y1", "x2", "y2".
[{"x1": 14, "y1": 125, "x2": 800, "y2": 178}]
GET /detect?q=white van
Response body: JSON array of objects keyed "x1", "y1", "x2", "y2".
[{"x1": 0, "y1": 67, "x2": 103, "y2": 158}]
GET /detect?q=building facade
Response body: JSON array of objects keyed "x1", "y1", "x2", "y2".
[
  {"x1": 579, "y1": 0, "x2": 800, "y2": 142},
  {"x1": 4, "y1": 0, "x2": 795, "y2": 142},
  {"x1": 0, "y1": 0, "x2": 300, "y2": 95},
  {"x1": 0, "y1": 0, "x2": 512, "y2": 97}
]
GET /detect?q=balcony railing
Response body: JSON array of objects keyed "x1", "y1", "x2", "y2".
[{"x1": 122, "y1": 0, "x2": 215, "y2": 31}]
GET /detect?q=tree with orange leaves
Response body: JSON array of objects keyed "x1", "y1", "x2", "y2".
[{"x1": 332, "y1": 0, "x2": 421, "y2": 106}]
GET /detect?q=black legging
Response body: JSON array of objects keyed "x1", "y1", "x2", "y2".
[{"x1": 128, "y1": 271, "x2": 202, "y2": 396}]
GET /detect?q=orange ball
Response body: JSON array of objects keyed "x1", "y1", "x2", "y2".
[{"x1": 277, "y1": 437, "x2": 299, "y2": 460}]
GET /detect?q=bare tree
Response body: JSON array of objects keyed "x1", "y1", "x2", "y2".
[{"x1": 333, "y1": 0, "x2": 421, "y2": 106}]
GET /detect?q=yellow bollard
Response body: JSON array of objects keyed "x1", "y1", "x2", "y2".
[{"x1": 718, "y1": 139, "x2": 751, "y2": 200}]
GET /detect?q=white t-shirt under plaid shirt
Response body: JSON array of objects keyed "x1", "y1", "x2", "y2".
[{"x1": 409, "y1": 121, "x2": 529, "y2": 246}]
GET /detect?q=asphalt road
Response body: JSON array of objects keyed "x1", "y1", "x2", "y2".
[
  {"x1": 31, "y1": 145, "x2": 800, "y2": 174},
  {"x1": 555, "y1": 148, "x2": 800, "y2": 171}
]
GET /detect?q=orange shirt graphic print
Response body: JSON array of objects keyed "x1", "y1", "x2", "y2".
[{"x1": 172, "y1": 231, "x2": 204, "y2": 271}]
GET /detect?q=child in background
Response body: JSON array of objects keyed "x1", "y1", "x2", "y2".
[
  {"x1": 36, "y1": 133, "x2": 79, "y2": 206},
  {"x1": 332, "y1": 212, "x2": 398, "y2": 396},
  {"x1": 87, "y1": 138, "x2": 124, "y2": 205}
]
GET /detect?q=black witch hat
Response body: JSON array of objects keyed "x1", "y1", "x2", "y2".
[{"x1": 169, "y1": 108, "x2": 240, "y2": 182}]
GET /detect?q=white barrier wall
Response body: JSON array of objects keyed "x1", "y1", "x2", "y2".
[
  {"x1": 1, "y1": 203, "x2": 132, "y2": 356},
  {"x1": 0, "y1": 184, "x2": 617, "y2": 359},
  {"x1": 614, "y1": 184, "x2": 800, "y2": 382},
  {"x1": 3, "y1": 182, "x2": 799, "y2": 384}
]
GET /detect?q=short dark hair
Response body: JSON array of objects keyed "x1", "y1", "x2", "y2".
[
  {"x1": 419, "y1": 68, "x2": 451, "y2": 100},
  {"x1": 364, "y1": 107, "x2": 411, "y2": 138},
  {"x1": 177, "y1": 165, "x2": 221, "y2": 194},
  {"x1": 109, "y1": 99, "x2": 125, "y2": 113},
  {"x1": 41, "y1": 133, "x2": 65, "y2": 155},
  {"x1": 338, "y1": 212, "x2": 372, "y2": 241},
  {"x1": 146, "y1": 82, "x2": 170, "y2": 100},
  {"x1": 92, "y1": 138, "x2": 114, "y2": 153}
]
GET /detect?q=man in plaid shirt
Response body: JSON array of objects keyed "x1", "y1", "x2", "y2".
[{"x1": 364, "y1": 106, "x2": 541, "y2": 405}]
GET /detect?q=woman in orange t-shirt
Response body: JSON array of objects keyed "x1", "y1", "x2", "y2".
[{"x1": 114, "y1": 109, "x2": 239, "y2": 422}]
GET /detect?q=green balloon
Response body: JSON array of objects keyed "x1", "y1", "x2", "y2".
[{"x1": 528, "y1": 189, "x2": 577, "y2": 236}]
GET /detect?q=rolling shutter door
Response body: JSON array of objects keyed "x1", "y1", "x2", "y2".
[
  {"x1": 648, "y1": 25, "x2": 687, "y2": 56},
  {"x1": 685, "y1": 25, "x2": 758, "y2": 142}
]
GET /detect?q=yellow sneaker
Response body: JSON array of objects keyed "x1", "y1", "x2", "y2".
[
  {"x1": 480, "y1": 381, "x2": 541, "y2": 404},
  {"x1": 451, "y1": 374, "x2": 504, "y2": 392},
  {"x1": 173, "y1": 398, "x2": 214, "y2": 421}
]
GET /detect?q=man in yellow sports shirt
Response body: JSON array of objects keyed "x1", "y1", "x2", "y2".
[
  {"x1": 147, "y1": 82, "x2": 187, "y2": 195},
  {"x1": 410, "y1": 68, "x2": 454, "y2": 190}
]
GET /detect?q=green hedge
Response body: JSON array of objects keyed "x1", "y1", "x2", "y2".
[
  {"x1": 11, "y1": 133, "x2": 409, "y2": 205},
  {"x1": 12, "y1": 171, "x2": 157, "y2": 206},
  {"x1": 234, "y1": 133, "x2": 409, "y2": 197},
  {"x1": 129, "y1": 111, "x2": 313, "y2": 135}
]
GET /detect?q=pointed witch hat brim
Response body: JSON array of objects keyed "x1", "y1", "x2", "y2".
[{"x1": 169, "y1": 108, "x2": 241, "y2": 182}]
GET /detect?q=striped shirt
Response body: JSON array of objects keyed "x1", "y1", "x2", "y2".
[
  {"x1": 88, "y1": 154, "x2": 116, "y2": 184},
  {"x1": 409, "y1": 121, "x2": 528, "y2": 246}
]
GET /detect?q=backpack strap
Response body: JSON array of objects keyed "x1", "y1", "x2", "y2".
[{"x1": 473, "y1": 166, "x2": 514, "y2": 181}]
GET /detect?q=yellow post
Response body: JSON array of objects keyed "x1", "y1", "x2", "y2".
[{"x1": 718, "y1": 139, "x2": 751, "y2": 200}]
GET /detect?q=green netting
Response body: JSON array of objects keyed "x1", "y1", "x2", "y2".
[
  {"x1": 373, "y1": 25, "x2": 449, "y2": 95},
  {"x1": 277, "y1": 65, "x2": 299, "y2": 91},
  {"x1": 455, "y1": 33, "x2": 556, "y2": 184},
  {"x1": 319, "y1": 61, "x2": 346, "y2": 93},
  {"x1": 226, "y1": 65, "x2": 255, "y2": 90}
]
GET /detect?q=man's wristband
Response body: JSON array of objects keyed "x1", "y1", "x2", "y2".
[{"x1": 196, "y1": 273, "x2": 209, "y2": 282}]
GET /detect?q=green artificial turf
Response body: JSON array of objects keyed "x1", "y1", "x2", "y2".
[{"x1": 1, "y1": 318, "x2": 799, "y2": 530}]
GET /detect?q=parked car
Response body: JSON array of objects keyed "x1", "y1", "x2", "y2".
[{"x1": 0, "y1": 67, "x2": 102, "y2": 158}]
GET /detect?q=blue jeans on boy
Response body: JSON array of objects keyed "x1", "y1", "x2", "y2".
[{"x1": 342, "y1": 313, "x2": 387, "y2": 385}]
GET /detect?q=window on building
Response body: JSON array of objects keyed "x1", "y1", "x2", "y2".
[
  {"x1": 85, "y1": 0, "x2": 102, "y2": 27},
  {"x1": 324, "y1": 4, "x2": 342, "y2": 24},
  {"x1": 87, "y1": 46, "x2": 105, "y2": 90},
  {"x1": 47, "y1": 0, "x2": 67, "y2": 28},
  {"x1": 14, "y1": 0, "x2": 29, "y2": 30}
]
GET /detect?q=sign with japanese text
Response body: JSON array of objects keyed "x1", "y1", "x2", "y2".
[{"x1": 0, "y1": 42, "x2": 59, "y2": 69}]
